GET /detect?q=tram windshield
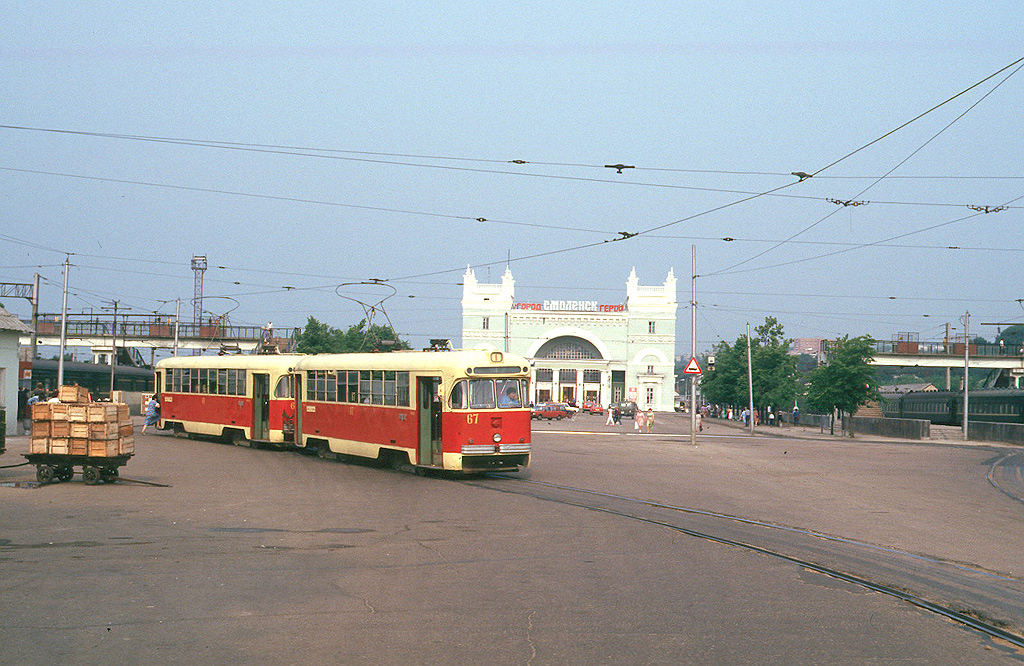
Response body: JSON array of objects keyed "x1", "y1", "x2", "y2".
[{"x1": 449, "y1": 378, "x2": 527, "y2": 409}]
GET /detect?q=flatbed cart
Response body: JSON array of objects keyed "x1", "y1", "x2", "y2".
[{"x1": 24, "y1": 453, "x2": 133, "y2": 485}]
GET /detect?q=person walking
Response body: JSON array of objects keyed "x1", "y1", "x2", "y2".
[
  {"x1": 645, "y1": 408, "x2": 654, "y2": 433},
  {"x1": 141, "y1": 395, "x2": 161, "y2": 435},
  {"x1": 605, "y1": 406, "x2": 615, "y2": 426},
  {"x1": 634, "y1": 408, "x2": 646, "y2": 433}
]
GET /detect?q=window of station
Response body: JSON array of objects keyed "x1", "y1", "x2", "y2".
[
  {"x1": 583, "y1": 369, "x2": 600, "y2": 383},
  {"x1": 558, "y1": 369, "x2": 577, "y2": 383},
  {"x1": 536, "y1": 368, "x2": 553, "y2": 382},
  {"x1": 305, "y1": 369, "x2": 409, "y2": 406},
  {"x1": 649, "y1": 321, "x2": 656, "y2": 334}
]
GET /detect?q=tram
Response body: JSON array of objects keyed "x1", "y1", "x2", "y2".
[{"x1": 155, "y1": 349, "x2": 532, "y2": 473}]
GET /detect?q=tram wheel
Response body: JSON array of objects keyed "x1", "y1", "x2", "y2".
[
  {"x1": 82, "y1": 466, "x2": 102, "y2": 486},
  {"x1": 36, "y1": 465, "x2": 55, "y2": 484}
]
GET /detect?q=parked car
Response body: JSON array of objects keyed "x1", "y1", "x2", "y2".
[
  {"x1": 610, "y1": 401, "x2": 638, "y2": 418},
  {"x1": 531, "y1": 403, "x2": 570, "y2": 420},
  {"x1": 580, "y1": 400, "x2": 604, "y2": 414}
]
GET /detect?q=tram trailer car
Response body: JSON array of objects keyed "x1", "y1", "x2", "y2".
[
  {"x1": 881, "y1": 389, "x2": 1024, "y2": 426},
  {"x1": 31, "y1": 358, "x2": 154, "y2": 398},
  {"x1": 155, "y1": 349, "x2": 532, "y2": 473}
]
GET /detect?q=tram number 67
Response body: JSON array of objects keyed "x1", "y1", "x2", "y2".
[{"x1": 466, "y1": 413, "x2": 479, "y2": 425}]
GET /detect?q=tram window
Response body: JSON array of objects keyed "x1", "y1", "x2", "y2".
[
  {"x1": 359, "y1": 370, "x2": 371, "y2": 403},
  {"x1": 396, "y1": 371, "x2": 409, "y2": 406},
  {"x1": 274, "y1": 375, "x2": 292, "y2": 398},
  {"x1": 214, "y1": 369, "x2": 224, "y2": 395},
  {"x1": 496, "y1": 379, "x2": 523, "y2": 408},
  {"x1": 326, "y1": 372, "x2": 337, "y2": 402},
  {"x1": 372, "y1": 370, "x2": 384, "y2": 405},
  {"x1": 469, "y1": 379, "x2": 495, "y2": 409},
  {"x1": 384, "y1": 371, "x2": 396, "y2": 405},
  {"x1": 449, "y1": 380, "x2": 469, "y2": 409},
  {"x1": 342, "y1": 370, "x2": 358, "y2": 403}
]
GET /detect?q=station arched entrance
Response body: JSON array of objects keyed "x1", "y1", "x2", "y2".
[{"x1": 532, "y1": 335, "x2": 621, "y2": 405}]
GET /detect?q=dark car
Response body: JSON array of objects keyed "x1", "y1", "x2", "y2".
[
  {"x1": 611, "y1": 401, "x2": 638, "y2": 418},
  {"x1": 531, "y1": 403, "x2": 570, "y2": 420},
  {"x1": 580, "y1": 400, "x2": 604, "y2": 415}
]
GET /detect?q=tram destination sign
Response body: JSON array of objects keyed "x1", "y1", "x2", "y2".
[{"x1": 512, "y1": 300, "x2": 625, "y2": 313}]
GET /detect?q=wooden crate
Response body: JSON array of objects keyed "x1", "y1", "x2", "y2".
[
  {"x1": 117, "y1": 404, "x2": 130, "y2": 422},
  {"x1": 50, "y1": 438, "x2": 70, "y2": 455},
  {"x1": 67, "y1": 405, "x2": 89, "y2": 422},
  {"x1": 31, "y1": 421, "x2": 51, "y2": 437},
  {"x1": 119, "y1": 423, "x2": 134, "y2": 437},
  {"x1": 50, "y1": 421, "x2": 70, "y2": 437},
  {"x1": 58, "y1": 385, "x2": 92, "y2": 403},
  {"x1": 70, "y1": 438, "x2": 89, "y2": 456},
  {"x1": 31, "y1": 403, "x2": 52, "y2": 420},
  {"x1": 89, "y1": 422, "x2": 119, "y2": 439},
  {"x1": 50, "y1": 403, "x2": 69, "y2": 420},
  {"x1": 70, "y1": 422, "x2": 91, "y2": 438},
  {"x1": 29, "y1": 437, "x2": 49, "y2": 454},
  {"x1": 87, "y1": 404, "x2": 120, "y2": 422},
  {"x1": 119, "y1": 436, "x2": 135, "y2": 455},
  {"x1": 88, "y1": 439, "x2": 120, "y2": 457}
]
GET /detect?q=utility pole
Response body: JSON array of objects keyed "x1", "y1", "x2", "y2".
[
  {"x1": 746, "y1": 322, "x2": 754, "y2": 436},
  {"x1": 173, "y1": 298, "x2": 181, "y2": 356},
  {"x1": 690, "y1": 245, "x2": 698, "y2": 446},
  {"x1": 103, "y1": 300, "x2": 120, "y2": 397},
  {"x1": 30, "y1": 273, "x2": 40, "y2": 361},
  {"x1": 57, "y1": 256, "x2": 70, "y2": 387},
  {"x1": 962, "y1": 311, "x2": 970, "y2": 441}
]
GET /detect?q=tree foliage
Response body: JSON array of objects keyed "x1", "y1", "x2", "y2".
[
  {"x1": 293, "y1": 316, "x2": 410, "y2": 354},
  {"x1": 803, "y1": 335, "x2": 877, "y2": 416},
  {"x1": 701, "y1": 316, "x2": 798, "y2": 410}
]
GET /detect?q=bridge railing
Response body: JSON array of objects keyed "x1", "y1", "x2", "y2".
[
  {"x1": 872, "y1": 341, "x2": 1007, "y2": 357},
  {"x1": 29, "y1": 316, "x2": 300, "y2": 343}
]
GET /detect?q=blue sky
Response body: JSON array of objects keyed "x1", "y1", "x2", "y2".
[{"x1": 2, "y1": 2, "x2": 1022, "y2": 354}]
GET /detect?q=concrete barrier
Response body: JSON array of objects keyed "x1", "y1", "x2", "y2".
[
  {"x1": 968, "y1": 421, "x2": 1024, "y2": 446},
  {"x1": 845, "y1": 416, "x2": 930, "y2": 439}
]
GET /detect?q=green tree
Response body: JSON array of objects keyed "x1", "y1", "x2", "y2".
[
  {"x1": 804, "y1": 335, "x2": 877, "y2": 433},
  {"x1": 701, "y1": 317, "x2": 798, "y2": 413},
  {"x1": 294, "y1": 316, "x2": 410, "y2": 354}
]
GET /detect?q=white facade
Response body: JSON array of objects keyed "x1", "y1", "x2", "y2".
[
  {"x1": 0, "y1": 307, "x2": 31, "y2": 437},
  {"x1": 461, "y1": 267, "x2": 677, "y2": 412}
]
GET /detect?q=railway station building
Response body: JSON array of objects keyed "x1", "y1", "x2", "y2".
[{"x1": 461, "y1": 267, "x2": 677, "y2": 412}]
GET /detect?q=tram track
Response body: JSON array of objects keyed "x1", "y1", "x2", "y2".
[{"x1": 472, "y1": 473, "x2": 1024, "y2": 654}]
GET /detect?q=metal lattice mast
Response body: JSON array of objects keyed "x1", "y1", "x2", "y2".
[{"x1": 191, "y1": 255, "x2": 207, "y2": 325}]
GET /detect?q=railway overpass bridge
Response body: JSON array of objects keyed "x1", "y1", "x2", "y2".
[
  {"x1": 870, "y1": 340, "x2": 1024, "y2": 387},
  {"x1": 20, "y1": 315, "x2": 300, "y2": 357}
]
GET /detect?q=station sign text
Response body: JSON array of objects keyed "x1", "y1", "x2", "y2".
[{"x1": 513, "y1": 300, "x2": 625, "y2": 312}]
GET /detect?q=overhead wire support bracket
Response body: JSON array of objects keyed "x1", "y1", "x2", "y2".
[
  {"x1": 604, "y1": 164, "x2": 635, "y2": 174},
  {"x1": 967, "y1": 205, "x2": 1007, "y2": 213},
  {"x1": 826, "y1": 198, "x2": 869, "y2": 207}
]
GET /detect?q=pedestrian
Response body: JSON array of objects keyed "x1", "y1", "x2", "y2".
[
  {"x1": 695, "y1": 409, "x2": 703, "y2": 432},
  {"x1": 605, "y1": 406, "x2": 614, "y2": 426},
  {"x1": 767, "y1": 409, "x2": 775, "y2": 427},
  {"x1": 612, "y1": 407, "x2": 620, "y2": 425},
  {"x1": 792, "y1": 406, "x2": 800, "y2": 425},
  {"x1": 634, "y1": 408, "x2": 646, "y2": 432},
  {"x1": 645, "y1": 408, "x2": 654, "y2": 433},
  {"x1": 141, "y1": 395, "x2": 161, "y2": 434}
]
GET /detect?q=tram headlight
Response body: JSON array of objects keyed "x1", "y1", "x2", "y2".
[{"x1": 492, "y1": 432, "x2": 502, "y2": 443}]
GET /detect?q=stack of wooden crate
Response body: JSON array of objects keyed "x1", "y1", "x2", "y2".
[{"x1": 30, "y1": 387, "x2": 135, "y2": 457}]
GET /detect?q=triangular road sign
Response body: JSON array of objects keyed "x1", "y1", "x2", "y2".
[{"x1": 683, "y1": 357, "x2": 702, "y2": 374}]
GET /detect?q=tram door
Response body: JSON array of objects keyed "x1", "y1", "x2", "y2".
[
  {"x1": 290, "y1": 374, "x2": 303, "y2": 445},
  {"x1": 418, "y1": 377, "x2": 442, "y2": 466},
  {"x1": 253, "y1": 373, "x2": 270, "y2": 441}
]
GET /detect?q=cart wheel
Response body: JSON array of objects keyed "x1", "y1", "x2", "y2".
[
  {"x1": 82, "y1": 466, "x2": 102, "y2": 485},
  {"x1": 36, "y1": 465, "x2": 55, "y2": 484},
  {"x1": 56, "y1": 466, "x2": 74, "y2": 482},
  {"x1": 101, "y1": 468, "x2": 119, "y2": 483}
]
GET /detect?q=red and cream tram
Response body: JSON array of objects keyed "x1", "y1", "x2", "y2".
[{"x1": 155, "y1": 350, "x2": 531, "y2": 472}]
